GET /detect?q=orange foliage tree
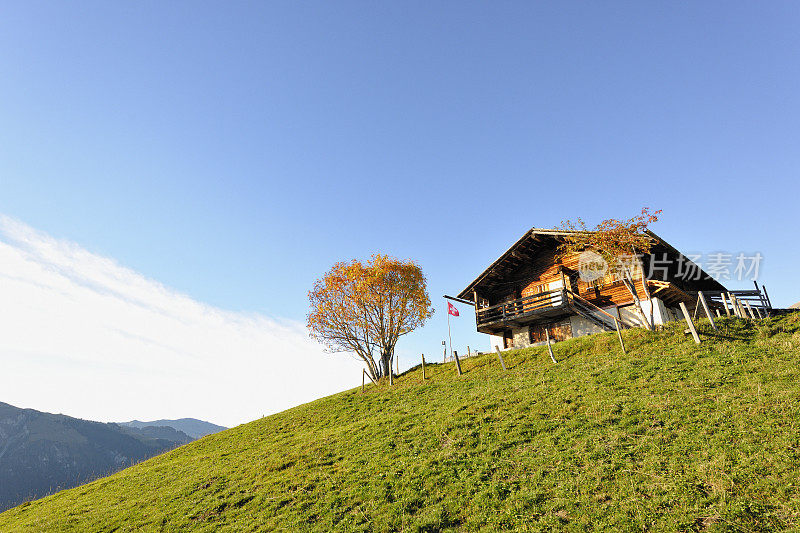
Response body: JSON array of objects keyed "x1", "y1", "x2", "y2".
[
  {"x1": 307, "y1": 254, "x2": 434, "y2": 382},
  {"x1": 558, "y1": 208, "x2": 662, "y2": 329}
]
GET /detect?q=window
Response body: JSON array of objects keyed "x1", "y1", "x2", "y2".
[
  {"x1": 529, "y1": 321, "x2": 572, "y2": 343},
  {"x1": 503, "y1": 330, "x2": 514, "y2": 349}
]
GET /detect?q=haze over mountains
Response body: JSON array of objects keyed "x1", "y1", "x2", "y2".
[
  {"x1": 119, "y1": 419, "x2": 227, "y2": 440},
  {"x1": 0, "y1": 402, "x2": 224, "y2": 512}
]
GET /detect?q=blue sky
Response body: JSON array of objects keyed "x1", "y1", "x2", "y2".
[{"x1": 1, "y1": 3, "x2": 798, "y2": 422}]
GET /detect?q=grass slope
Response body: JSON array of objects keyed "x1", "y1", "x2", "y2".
[{"x1": 3, "y1": 314, "x2": 800, "y2": 532}]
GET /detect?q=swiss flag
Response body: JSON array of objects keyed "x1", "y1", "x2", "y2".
[{"x1": 447, "y1": 302, "x2": 460, "y2": 317}]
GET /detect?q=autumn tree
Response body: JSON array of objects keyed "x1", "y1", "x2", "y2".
[
  {"x1": 307, "y1": 254, "x2": 434, "y2": 382},
  {"x1": 558, "y1": 208, "x2": 662, "y2": 330}
]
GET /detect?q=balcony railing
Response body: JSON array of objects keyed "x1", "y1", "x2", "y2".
[
  {"x1": 475, "y1": 289, "x2": 567, "y2": 326},
  {"x1": 475, "y1": 288, "x2": 626, "y2": 330}
]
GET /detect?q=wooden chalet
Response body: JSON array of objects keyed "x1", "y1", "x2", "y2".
[{"x1": 455, "y1": 228, "x2": 732, "y2": 351}]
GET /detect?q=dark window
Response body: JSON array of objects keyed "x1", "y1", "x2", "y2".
[
  {"x1": 503, "y1": 330, "x2": 514, "y2": 349},
  {"x1": 530, "y1": 321, "x2": 572, "y2": 343}
]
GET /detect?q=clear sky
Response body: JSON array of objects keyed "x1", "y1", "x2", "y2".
[{"x1": 1, "y1": 2, "x2": 798, "y2": 425}]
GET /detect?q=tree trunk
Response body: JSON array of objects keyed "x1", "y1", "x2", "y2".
[
  {"x1": 360, "y1": 354, "x2": 381, "y2": 383},
  {"x1": 380, "y1": 350, "x2": 392, "y2": 379},
  {"x1": 621, "y1": 273, "x2": 653, "y2": 331}
]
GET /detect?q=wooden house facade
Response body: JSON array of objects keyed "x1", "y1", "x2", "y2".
[{"x1": 456, "y1": 228, "x2": 727, "y2": 351}]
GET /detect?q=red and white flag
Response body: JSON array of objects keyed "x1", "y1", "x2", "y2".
[{"x1": 447, "y1": 302, "x2": 460, "y2": 317}]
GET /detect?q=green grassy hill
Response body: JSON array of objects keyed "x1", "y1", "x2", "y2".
[{"x1": 2, "y1": 313, "x2": 800, "y2": 532}]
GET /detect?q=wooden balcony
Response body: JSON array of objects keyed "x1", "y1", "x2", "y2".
[
  {"x1": 475, "y1": 289, "x2": 571, "y2": 329},
  {"x1": 475, "y1": 288, "x2": 624, "y2": 334}
]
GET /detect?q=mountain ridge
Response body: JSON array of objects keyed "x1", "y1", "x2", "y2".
[
  {"x1": 119, "y1": 418, "x2": 226, "y2": 439},
  {"x1": 0, "y1": 403, "x2": 193, "y2": 512}
]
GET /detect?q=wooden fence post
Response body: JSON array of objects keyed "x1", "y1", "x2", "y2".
[
  {"x1": 745, "y1": 301, "x2": 757, "y2": 320},
  {"x1": 698, "y1": 292, "x2": 718, "y2": 332},
  {"x1": 362, "y1": 370, "x2": 365, "y2": 392},
  {"x1": 755, "y1": 281, "x2": 769, "y2": 311},
  {"x1": 680, "y1": 302, "x2": 701, "y2": 344},
  {"x1": 467, "y1": 346, "x2": 471, "y2": 357},
  {"x1": 614, "y1": 318, "x2": 626, "y2": 354},
  {"x1": 363, "y1": 369, "x2": 377, "y2": 385},
  {"x1": 421, "y1": 354, "x2": 426, "y2": 380},
  {"x1": 762, "y1": 285, "x2": 773, "y2": 311},
  {"x1": 443, "y1": 342, "x2": 447, "y2": 363},
  {"x1": 494, "y1": 345, "x2": 507, "y2": 371},
  {"x1": 721, "y1": 293, "x2": 731, "y2": 317},
  {"x1": 453, "y1": 350, "x2": 463, "y2": 376},
  {"x1": 545, "y1": 328, "x2": 557, "y2": 363},
  {"x1": 728, "y1": 293, "x2": 740, "y2": 318},
  {"x1": 737, "y1": 297, "x2": 748, "y2": 319}
]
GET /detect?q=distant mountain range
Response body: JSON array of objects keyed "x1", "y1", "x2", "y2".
[
  {"x1": 0, "y1": 402, "x2": 224, "y2": 512},
  {"x1": 118, "y1": 418, "x2": 226, "y2": 439}
]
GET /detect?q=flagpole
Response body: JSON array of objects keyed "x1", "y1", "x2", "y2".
[{"x1": 447, "y1": 301, "x2": 453, "y2": 361}]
